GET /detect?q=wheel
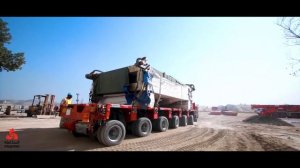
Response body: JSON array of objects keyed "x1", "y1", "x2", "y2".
[
  {"x1": 97, "y1": 120, "x2": 126, "y2": 146},
  {"x1": 26, "y1": 110, "x2": 32, "y2": 117},
  {"x1": 179, "y1": 115, "x2": 187, "y2": 126},
  {"x1": 132, "y1": 117, "x2": 152, "y2": 137},
  {"x1": 154, "y1": 116, "x2": 169, "y2": 132},
  {"x1": 170, "y1": 115, "x2": 179, "y2": 129},
  {"x1": 188, "y1": 115, "x2": 194, "y2": 125},
  {"x1": 194, "y1": 115, "x2": 198, "y2": 122}
]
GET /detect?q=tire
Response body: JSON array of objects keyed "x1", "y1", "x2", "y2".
[
  {"x1": 132, "y1": 117, "x2": 152, "y2": 137},
  {"x1": 26, "y1": 110, "x2": 32, "y2": 117},
  {"x1": 179, "y1": 115, "x2": 187, "y2": 126},
  {"x1": 194, "y1": 115, "x2": 198, "y2": 122},
  {"x1": 97, "y1": 120, "x2": 126, "y2": 146},
  {"x1": 170, "y1": 115, "x2": 179, "y2": 129},
  {"x1": 188, "y1": 115, "x2": 194, "y2": 125},
  {"x1": 154, "y1": 116, "x2": 169, "y2": 132}
]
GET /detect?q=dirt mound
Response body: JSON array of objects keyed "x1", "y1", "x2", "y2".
[{"x1": 243, "y1": 115, "x2": 293, "y2": 126}]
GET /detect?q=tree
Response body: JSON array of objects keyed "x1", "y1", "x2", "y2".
[
  {"x1": 0, "y1": 18, "x2": 25, "y2": 72},
  {"x1": 277, "y1": 17, "x2": 300, "y2": 76}
]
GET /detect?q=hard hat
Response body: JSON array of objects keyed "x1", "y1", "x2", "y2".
[
  {"x1": 136, "y1": 58, "x2": 141, "y2": 62},
  {"x1": 67, "y1": 93, "x2": 72, "y2": 96}
]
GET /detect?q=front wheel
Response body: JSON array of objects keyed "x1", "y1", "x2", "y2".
[{"x1": 97, "y1": 120, "x2": 126, "y2": 146}]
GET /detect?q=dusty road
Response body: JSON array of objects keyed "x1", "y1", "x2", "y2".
[{"x1": 1, "y1": 112, "x2": 300, "y2": 151}]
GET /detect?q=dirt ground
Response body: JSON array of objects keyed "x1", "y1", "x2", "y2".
[{"x1": 1, "y1": 112, "x2": 300, "y2": 151}]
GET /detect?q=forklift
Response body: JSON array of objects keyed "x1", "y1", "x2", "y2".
[{"x1": 25, "y1": 94, "x2": 55, "y2": 117}]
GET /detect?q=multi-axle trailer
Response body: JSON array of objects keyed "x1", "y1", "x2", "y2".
[{"x1": 60, "y1": 58, "x2": 198, "y2": 146}]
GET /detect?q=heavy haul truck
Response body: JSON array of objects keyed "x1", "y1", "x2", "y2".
[{"x1": 59, "y1": 58, "x2": 198, "y2": 146}]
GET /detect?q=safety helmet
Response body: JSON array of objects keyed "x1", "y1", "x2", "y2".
[{"x1": 141, "y1": 57, "x2": 147, "y2": 62}]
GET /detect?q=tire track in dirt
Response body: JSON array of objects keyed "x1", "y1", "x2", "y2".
[
  {"x1": 217, "y1": 131, "x2": 263, "y2": 151},
  {"x1": 161, "y1": 128, "x2": 216, "y2": 151},
  {"x1": 211, "y1": 131, "x2": 251, "y2": 151},
  {"x1": 235, "y1": 133, "x2": 258, "y2": 151},
  {"x1": 234, "y1": 135, "x2": 249, "y2": 150},
  {"x1": 250, "y1": 133, "x2": 298, "y2": 151},
  {"x1": 94, "y1": 126, "x2": 211, "y2": 151},
  {"x1": 128, "y1": 127, "x2": 209, "y2": 151},
  {"x1": 176, "y1": 129, "x2": 227, "y2": 151}
]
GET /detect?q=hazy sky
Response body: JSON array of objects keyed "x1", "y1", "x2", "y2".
[{"x1": 1, "y1": 17, "x2": 299, "y2": 106}]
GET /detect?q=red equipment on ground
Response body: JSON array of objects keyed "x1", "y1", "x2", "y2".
[
  {"x1": 251, "y1": 104, "x2": 300, "y2": 118},
  {"x1": 209, "y1": 106, "x2": 222, "y2": 115},
  {"x1": 209, "y1": 111, "x2": 222, "y2": 115},
  {"x1": 209, "y1": 106, "x2": 238, "y2": 116},
  {"x1": 221, "y1": 111, "x2": 238, "y2": 116}
]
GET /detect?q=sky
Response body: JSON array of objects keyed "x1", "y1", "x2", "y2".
[{"x1": 0, "y1": 17, "x2": 300, "y2": 106}]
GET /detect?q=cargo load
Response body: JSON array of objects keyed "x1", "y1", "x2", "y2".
[{"x1": 86, "y1": 59, "x2": 195, "y2": 110}]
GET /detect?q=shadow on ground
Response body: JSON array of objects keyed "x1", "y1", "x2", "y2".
[
  {"x1": 0, "y1": 127, "x2": 165, "y2": 151},
  {"x1": 0, "y1": 127, "x2": 107, "y2": 151}
]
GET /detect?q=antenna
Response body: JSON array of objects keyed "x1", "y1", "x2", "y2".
[{"x1": 76, "y1": 93, "x2": 79, "y2": 104}]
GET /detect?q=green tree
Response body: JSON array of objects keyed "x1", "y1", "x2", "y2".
[
  {"x1": 0, "y1": 18, "x2": 25, "y2": 72},
  {"x1": 278, "y1": 17, "x2": 300, "y2": 76}
]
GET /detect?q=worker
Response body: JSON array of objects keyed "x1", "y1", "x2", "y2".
[
  {"x1": 140, "y1": 57, "x2": 150, "y2": 70},
  {"x1": 135, "y1": 57, "x2": 142, "y2": 66},
  {"x1": 60, "y1": 93, "x2": 72, "y2": 106},
  {"x1": 134, "y1": 57, "x2": 150, "y2": 70}
]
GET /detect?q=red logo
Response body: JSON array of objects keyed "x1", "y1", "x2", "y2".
[{"x1": 4, "y1": 128, "x2": 20, "y2": 145}]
